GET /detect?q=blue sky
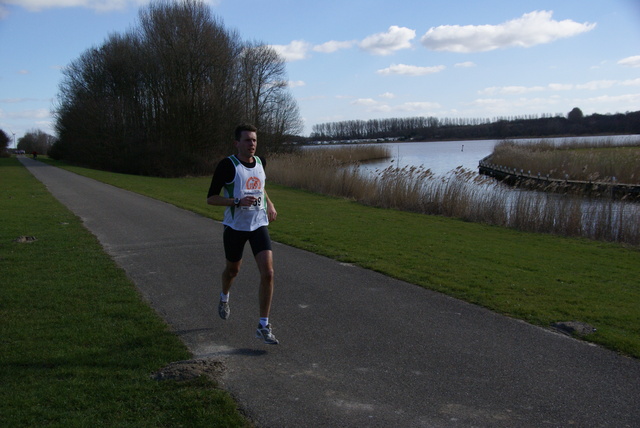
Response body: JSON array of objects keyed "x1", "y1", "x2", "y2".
[{"x1": 1, "y1": 0, "x2": 639, "y2": 144}]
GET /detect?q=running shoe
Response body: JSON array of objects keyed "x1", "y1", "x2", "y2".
[
  {"x1": 218, "y1": 300, "x2": 230, "y2": 320},
  {"x1": 256, "y1": 323, "x2": 279, "y2": 345}
]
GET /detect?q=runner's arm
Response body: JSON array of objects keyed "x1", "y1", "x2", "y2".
[
  {"x1": 265, "y1": 190, "x2": 277, "y2": 222},
  {"x1": 206, "y1": 158, "x2": 235, "y2": 206}
]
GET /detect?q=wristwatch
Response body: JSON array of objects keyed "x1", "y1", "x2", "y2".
[{"x1": 234, "y1": 197, "x2": 240, "y2": 207}]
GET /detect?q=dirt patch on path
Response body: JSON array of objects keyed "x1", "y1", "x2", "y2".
[{"x1": 152, "y1": 359, "x2": 225, "y2": 382}]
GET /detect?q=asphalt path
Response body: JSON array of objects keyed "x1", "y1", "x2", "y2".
[{"x1": 20, "y1": 156, "x2": 640, "y2": 427}]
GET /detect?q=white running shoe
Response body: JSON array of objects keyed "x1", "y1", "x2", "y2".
[{"x1": 256, "y1": 323, "x2": 279, "y2": 345}]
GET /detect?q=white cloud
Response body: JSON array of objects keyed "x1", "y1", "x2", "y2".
[
  {"x1": 580, "y1": 93, "x2": 640, "y2": 105},
  {"x1": 360, "y1": 25, "x2": 416, "y2": 55},
  {"x1": 454, "y1": 61, "x2": 476, "y2": 68},
  {"x1": 313, "y1": 40, "x2": 355, "y2": 53},
  {"x1": 351, "y1": 98, "x2": 379, "y2": 106},
  {"x1": 506, "y1": 86, "x2": 546, "y2": 94},
  {"x1": 272, "y1": 26, "x2": 417, "y2": 61},
  {"x1": 466, "y1": 90, "x2": 640, "y2": 119},
  {"x1": 479, "y1": 85, "x2": 545, "y2": 95},
  {"x1": 350, "y1": 98, "x2": 441, "y2": 114},
  {"x1": 467, "y1": 96, "x2": 564, "y2": 115},
  {"x1": 576, "y1": 80, "x2": 617, "y2": 90},
  {"x1": 271, "y1": 40, "x2": 312, "y2": 62},
  {"x1": 377, "y1": 64, "x2": 445, "y2": 76},
  {"x1": 470, "y1": 98, "x2": 504, "y2": 107},
  {"x1": 395, "y1": 101, "x2": 441, "y2": 112},
  {"x1": 478, "y1": 87, "x2": 499, "y2": 96},
  {"x1": 618, "y1": 55, "x2": 640, "y2": 68},
  {"x1": 370, "y1": 104, "x2": 392, "y2": 113},
  {"x1": 621, "y1": 78, "x2": 640, "y2": 87},
  {"x1": 421, "y1": 10, "x2": 596, "y2": 53},
  {"x1": 379, "y1": 92, "x2": 396, "y2": 99},
  {"x1": 288, "y1": 80, "x2": 306, "y2": 88},
  {"x1": 350, "y1": 98, "x2": 393, "y2": 113},
  {"x1": 480, "y1": 79, "x2": 634, "y2": 96},
  {"x1": 548, "y1": 83, "x2": 573, "y2": 91}
]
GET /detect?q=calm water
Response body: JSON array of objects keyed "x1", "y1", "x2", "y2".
[
  {"x1": 342, "y1": 134, "x2": 640, "y2": 177},
  {"x1": 360, "y1": 139, "x2": 496, "y2": 175}
]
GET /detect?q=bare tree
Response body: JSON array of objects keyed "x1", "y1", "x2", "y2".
[
  {"x1": 17, "y1": 129, "x2": 56, "y2": 154},
  {"x1": 53, "y1": 0, "x2": 302, "y2": 175},
  {"x1": 136, "y1": 0, "x2": 243, "y2": 174},
  {"x1": 236, "y1": 42, "x2": 303, "y2": 149},
  {"x1": 237, "y1": 42, "x2": 286, "y2": 127},
  {"x1": 264, "y1": 91, "x2": 304, "y2": 146}
]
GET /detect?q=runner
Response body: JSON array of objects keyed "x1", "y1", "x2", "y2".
[{"x1": 206, "y1": 124, "x2": 279, "y2": 344}]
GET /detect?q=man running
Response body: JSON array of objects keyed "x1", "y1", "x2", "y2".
[{"x1": 206, "y1": 124, "x2": 279, "y2": 344}]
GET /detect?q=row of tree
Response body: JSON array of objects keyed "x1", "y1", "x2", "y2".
[
  {"x1": 51, "y1": 0, "x2": 302, "y2": 177},
  {"x1": 17, "y1": 130, "x2": 57, "y2": 154},
  {"x1": 0, "y1": 129, "x2": 56, "y2": 156},
  {"x1": 310, "y1": 109, "x2": 640, "y2": 141}
]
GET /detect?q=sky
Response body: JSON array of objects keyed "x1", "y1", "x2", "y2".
[{"x1": 1, "y1": 0, "x2": 640, "y2": 145}]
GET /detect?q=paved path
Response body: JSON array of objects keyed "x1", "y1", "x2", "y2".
[{"x1": 21, "y1": 157, "x2": 640, "y2": 427}]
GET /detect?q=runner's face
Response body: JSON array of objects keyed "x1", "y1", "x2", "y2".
[{"x1": 235, "y1": 131, "x2": 257, "y2": 161}]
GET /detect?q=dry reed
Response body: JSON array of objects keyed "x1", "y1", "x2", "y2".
[
  {"x1": 489, "y1": 137, "x2": 640, "y2": 184},
  {"x1": 268, "y1": 146, "x2": 640, "y2": 246}
]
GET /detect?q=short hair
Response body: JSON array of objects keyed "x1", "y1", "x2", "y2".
[{"x1": 234, "y1": 123, "x2": 257, "y2": 141}]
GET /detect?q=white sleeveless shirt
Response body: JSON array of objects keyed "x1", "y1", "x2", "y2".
[{"x1": 222, "y1": 155, "x2": 269, "y2": 231}]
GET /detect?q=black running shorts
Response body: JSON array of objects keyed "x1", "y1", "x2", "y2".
[{"x1": 223, "y1": 225, "x2": 272, "y2": 262}]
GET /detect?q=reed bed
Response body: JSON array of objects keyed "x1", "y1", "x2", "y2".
[
  {"x1": 302, "y1": 144, "x2": 391, "y2": 165},
  {"x1": 489, "y1": 137, "x2": 640, "y2": 184},
  {"x1": 268, "y1": 146, "x2": 640, "y2": 246}
]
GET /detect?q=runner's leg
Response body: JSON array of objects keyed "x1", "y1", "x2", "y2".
[
  {"x1": 255, "y1": 250, "x2": 274, "y2": 318},
  {"x1": 222, "y1": 259, "x2": 242, "y2": 295},
  {"x1": 221, "y1": 226, "x2": 248, "y2": 296}
]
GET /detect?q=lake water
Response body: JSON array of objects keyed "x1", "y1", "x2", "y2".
[
  {"x1": 332, "y1": 134, "x2": 640, "y2": 177},
  {"x1": 360, "y1": 139, "x2": 496, "y2": 175}
]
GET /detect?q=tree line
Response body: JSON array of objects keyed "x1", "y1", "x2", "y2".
[
  {"x1": 16, "y1": 130, "x2": 57, "y2": 154},
  {"x1": 310, "y1": 108, "x2": 640, "y2": 142},
  {"x1": 0, "y1": 129, "x2": 56, "y2": 156},
  {"x1": 51, "y1": 0, "x2": 302, "y2": 177}
]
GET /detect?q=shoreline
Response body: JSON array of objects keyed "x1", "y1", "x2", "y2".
[{"x1": 298, "y1": 132, "x2": 640, "y2": 146}]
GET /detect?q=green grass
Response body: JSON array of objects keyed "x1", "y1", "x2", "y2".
[
  {"x1": 38, "y1": 158, "x2": 640, "y2": 359},
  {"x1": 0, "y1": 157, "x2": 250, "y2": 427}
]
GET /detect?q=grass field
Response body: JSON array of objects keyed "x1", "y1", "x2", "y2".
[
  {"x1": 0, "y1": 157, "x2": 250, "y2": 427},
  {"x1": 35, "y1": 157, "x2": 640, "y2": 359}
]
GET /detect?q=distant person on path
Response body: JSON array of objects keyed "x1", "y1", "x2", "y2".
[
  {"x1": 32, "y1": 151, "x2": 37, "y2": 159},
  {"x1": 206, "y1": 124, "x2": 279, "y2": 344}
]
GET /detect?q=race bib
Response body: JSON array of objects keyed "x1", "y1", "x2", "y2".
[{"x1": 241, "y1": 189, "x2": 263, "y2": 210}]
